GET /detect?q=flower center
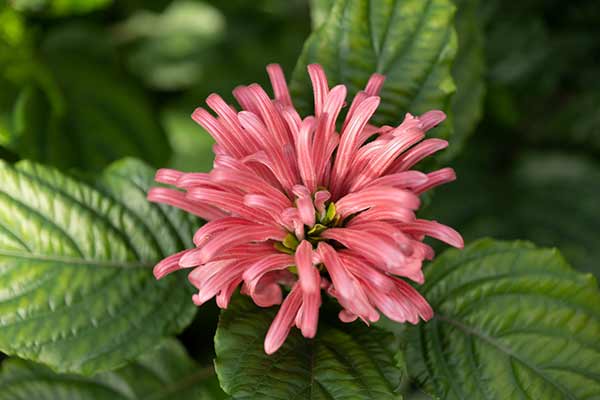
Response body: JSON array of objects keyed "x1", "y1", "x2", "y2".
[{"x1": 274, "y1": 201, "x2": 341, "y2": 255}]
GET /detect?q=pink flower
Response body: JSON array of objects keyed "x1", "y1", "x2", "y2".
[{"x1": 149, "y1": 64, "x2": 463, "y2": 354}]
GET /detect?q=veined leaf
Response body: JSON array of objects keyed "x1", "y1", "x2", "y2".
[
  {"x1": 0, "y1": 158, "x2": 198, "y2": 374},
  {"x1": 0, "y1": 338, "x2": 225, "y2": 399},
  {"x1": 215, "y1": 294, "x2": 404, "y2": 399},
  {"x1": 408, "y1": 239, "x2": 600, "y2": 399},
  {"x1": 291, "y1": 0, "x2": 457, "y2": 143}
]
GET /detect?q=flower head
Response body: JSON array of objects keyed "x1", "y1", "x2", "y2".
[{"x1": 148, "y1": 64, "x2": 463, "y2": 354}]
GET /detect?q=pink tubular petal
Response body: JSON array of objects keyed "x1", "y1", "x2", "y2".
[
  {"x1": 243, "y1": 273, "x2": 283, "y2": 307},
  {"x1": 364, "y1": 171, "x2": 428, "y2": 190},
  {"x1": 242, "y1": 253, "x2": 295, "y2": 287},
  {"x1": 401, "y1": 219, "x2": 464, "y2": 248},
  {"x1": 244, "y1": 194, "x2": 290, "y2": 224},
  {"x1": 312, "y1": 113, "x2": 340, "y2": 186},
  {"x1": 296, "y1": 195, "x2": 316, "y2": 227},
  {"x1": 175, "y1": 172, "x2": 213, "y2": 189},
  {"x1": 418, "y1": 110, "x2": 446, "y2": 131},
  {"x1": 233, "y1": 85, "x2": 260, "y2": 115},
  {"x1": 191, "y1": 225, "x2": 286, "y2": 266},
  {"x1": 147, "y1": 188, "x2": 226, "y2": 221},
  {"x1": 191, "y1": 107, "x2": 245, "y2": 158},
  {"x1": 295, "y1": 117, "x2": 317, "y2": 192},
  {"x1": 316, "y1": 242, "x2": 356, "y2": 300},
  {"x1": 321, "y1": 228, "x2": 406, "y2": 271},
  {"x1": 264, "y1": 284, "x2": 303, "y2": 354},
  {"x1": 216, "y1": 277, "x2": 242, "y2": 309},
  {"x1": 187, "y1": 259, "x2": 234, "y2": 289},
  {"x1": 155, "y1": 168, "x2": 183, "y2": 185},
  {"x1": 195, "y1": 263, "x2": 246, "y2": 306},
  {"x1": 330, "y1": 96, "x2": 381, "y2": 197},
  {"x1": 295, "y1": 241, "x2": 319, "y2": 294},
  {"x1": 339, "y1": 310, "x2": 358, "y2": 323},
  {"x1": 206, "y1": 94, "x2": 259, "y2": 156},
  {"x1": 186, "y1": 187, "x2": 273, "y2": 223},
  {"x1": 388, "y1": 138, "x2": 448, "y2": 173},
  {"x1": 246, "y1": 84, "x2": 291, "y2": 145},
  {"x1": 346, "y1": 207, "x2": 415, "y2": 226},
  {"x1": 343, "y1": 91, "x2": 368, "y2": 131},
  {"x1": 348, "y1": 128, "x2": 425, "y2": 192},
  {"x1": 192, "y1": 217, "x2": 255, "y2": 247},
  {"x1": 298, "y1": 290, "x2": 321, "y2": 338},
  {"x1": 267, "y1": 64, "x2": 293, "y2": 107},
  {"x1": 314, "y1": 190, "x2": 331, "y2": 218},
  {"x1": 211, "y1": 243, "x2": 277, "y2": 262},
  {"x1": 307, "y1": 64, "x2": 329, "y2": 116},
  {"x1": 316, "y1": 243, "x2": 379, "y2": 323},
  {"x1": 364, "y1": 73, "x2": 386, "y2": 96},
  {"x1": 338, "y1": 252, "x2": 395, "y2": 293},
  {"x1": 312, "y1": 86, "x2": 346, "y2": 185},
  {"x1": 413, "y1": 168, "x2": 457, "y2": 195},
  {"x1": 211, "y1": 161, "x2": 290, "y2": 208},
  {"x1": 153, "y1": 250, "x2": 190, "y2": 279},
  {"x1": 335, "y1": 187, "x2": 420, "y2": 218}
]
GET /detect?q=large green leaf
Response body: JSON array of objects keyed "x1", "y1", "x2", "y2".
[
  {"x1": 0, "y1": 338, "x2": 225, "y2": 399},
  {"x1": 291, "y1": 0, "x2": 457, "y2": 142},
  {"x1": 0, "y1": 158, "x2": 198, "y2": 374},
  {"x1": 408, "y1": 239, "x2": 600, "y2": 399},
  {"x1": 445, "y1": 0, "x2": 485, "y2": 159},
  {"x1": 215, "y1": 295, "x2": 404, "y2": 399}
]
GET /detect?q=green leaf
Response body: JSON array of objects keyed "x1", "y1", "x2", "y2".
[
  {"x1": 0, "y1": 338, "x2": 226, "y2": 399},
  {"x1": 10, "y1": 0, "x2": 113, "y2": 17},
  {"x1": 290, "y1": 0, "x2": 457, "y2": 142},
  {"x1": 215, "y1": 294, "x2": 404, "y2": 399},
  {"x1": 445, "y1": 0, "x2": 485, "y2": 159},
  {"x1": 407, "y1": 239, "x2": 600, "y2": 399},
  {"x1": 0, "y1": 158, "x2": 198, "y2": 374}
]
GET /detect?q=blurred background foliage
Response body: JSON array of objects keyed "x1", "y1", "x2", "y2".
[{"x1": 0, "y1": 0, "x2": 599, "y2": 368}]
